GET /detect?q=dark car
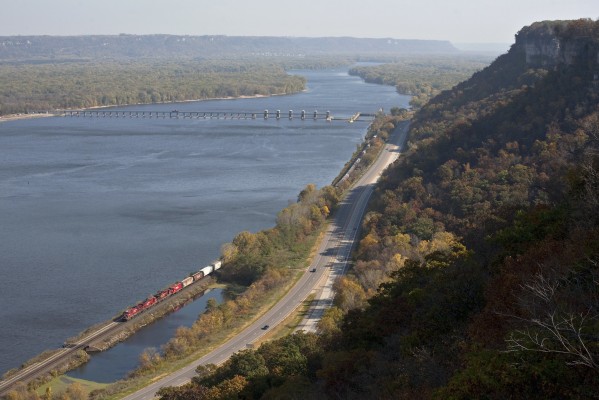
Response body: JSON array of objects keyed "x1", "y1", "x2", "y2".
[
  {"x1": 262, "y1": 325, "x2": 270, "y2": 330},
  {"x1": 310, "y1": 268, "x2": 316, "y2": 272}
]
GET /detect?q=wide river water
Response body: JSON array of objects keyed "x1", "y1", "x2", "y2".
[{"x1": 0, "y1": 66, "x2": 408, "y2": 376}]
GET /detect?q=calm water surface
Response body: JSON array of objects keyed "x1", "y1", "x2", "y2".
[
  {"x1": 68, "y1": 287, "x2": 225, "y2": 383},
  {"x1": 0, "y1": 67, "x2": 408, "y2": 376}
]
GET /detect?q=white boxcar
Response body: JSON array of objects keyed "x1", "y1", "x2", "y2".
[
  {"x1": 200, "y1": 265, "x2": 213, "y2": 277},
  {"x1": 213, "y1": 260, "x2": 222, "y2": 270},
  {"x1": 181, "y1": 276, "x2": 194, "y2": 287}
]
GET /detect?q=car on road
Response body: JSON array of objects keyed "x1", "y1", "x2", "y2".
[
  {"x1": 310, "y1": 268, "x2": 316, "y2": 272},
  {"x1": 262, "y1": 325, "x2": 269, "y2": 330}
]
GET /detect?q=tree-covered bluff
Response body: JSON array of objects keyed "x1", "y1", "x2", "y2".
[
  {"x1": 154, "y1": 19, "x2": 599, "y2": 400},
  {"x1": 325, "y1": 18, "x2": 599, "y2": 398}
]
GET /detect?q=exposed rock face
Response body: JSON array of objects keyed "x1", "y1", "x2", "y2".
[{"x1": 515, "y1": 20, "x2": 599, "y2": 69}]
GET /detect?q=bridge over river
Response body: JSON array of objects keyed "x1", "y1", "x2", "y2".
[{"x1": 60, "y1": 109, "x2": 375, "y2": 123}]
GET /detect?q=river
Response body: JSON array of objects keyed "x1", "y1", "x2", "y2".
[{"x1": 0, "y1": 66, "x2": 408, "y2": 376}]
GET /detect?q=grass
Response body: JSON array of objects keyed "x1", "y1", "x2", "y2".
[
  {"x1": 257, "y1": 293, "x2": 317, "y2": 346},
  {"x1": 35, "y1": 375, "x2": 108, "y2": 398}
]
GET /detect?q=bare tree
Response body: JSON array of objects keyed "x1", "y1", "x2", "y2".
[{"x1": 504, "y1": 270, "x2": 599, "y2": 370}]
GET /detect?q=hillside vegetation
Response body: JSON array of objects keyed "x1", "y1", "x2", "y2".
[
  {"x1": 349, "y1": 55, "x2": 492, "y2": 108},
  {"x1": 155, "y1": 19, "x2": 599, "y2": 400}
]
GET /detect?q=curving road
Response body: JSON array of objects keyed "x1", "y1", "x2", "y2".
[{"x1": 122, "y1": 120, "x2": 410, "y2": 400}]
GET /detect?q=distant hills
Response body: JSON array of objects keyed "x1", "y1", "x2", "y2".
[
  {"x1": 452, "y1": 42, "x2": 511, "y2": 54},
  {"x1": 0, "y1": 34, "x2": 458, "y2": 61}
]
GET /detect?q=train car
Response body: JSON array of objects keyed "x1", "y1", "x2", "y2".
[
  {"x1": 181, "y1": 276, "x2": 194, "y2": 288},
  {"x1": 142, "y1": 297, "x2": 157, "y2": 309},
  {"x1": 200, "y1": 265, "x2": 213, "y2": 277},
  {"x1": 192, "y1": 270, "x2": 204, "y2": 281},
  {"x1": 169, "y1": 282, "x2": 183, "y2": 295},
  {"x1": 120, "y1": 260, "x2": 225, "y2": 322},
  {"x1": 155, "y1": 289, "x2": 170, "y2": 300},
  {"x1": 122, "y1": 306, "x2": 140, "y2": 321}
]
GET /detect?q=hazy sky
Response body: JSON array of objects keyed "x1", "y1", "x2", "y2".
[{"x1": 0, "y1": 0, "x2": 597, "y2": 44}]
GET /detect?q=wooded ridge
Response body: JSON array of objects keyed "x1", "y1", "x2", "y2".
[{"x1": 154, "y1": 19, "x2": 599, "y2": 400}]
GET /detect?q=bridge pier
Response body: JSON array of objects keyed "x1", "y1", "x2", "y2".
[{"x1": 57, "y1": 108, "x2": 369, "y2": 122}]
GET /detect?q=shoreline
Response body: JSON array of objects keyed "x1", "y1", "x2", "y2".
[{"x1": 0, "y1": 113, "x2": 55, "y2": 123}]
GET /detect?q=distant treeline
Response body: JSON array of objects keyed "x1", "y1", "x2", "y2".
[
  {"x1": 0, "y1": 35, "x2": 458, "y2": 61},
  {"x1": 0, "y1": 52, "x2": 493, "y2": 116},
  {"x1": 0, "y1": 60, "x2": 307, "y2": 115},
  {"x1": 349, "y1": 55, "x2": 493, "y2": 108}
]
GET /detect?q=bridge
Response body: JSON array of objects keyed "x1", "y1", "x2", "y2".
[{"x1": 60, "y1": 109, "x2": 375, "y2": 122}]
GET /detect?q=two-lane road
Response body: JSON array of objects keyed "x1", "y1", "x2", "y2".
[
  {"x1": 123, "y1": 120, "x2": 410, "y2": 400},
  {"x1": 298, "y1": 121, "x2": 409, "y2": 332}
]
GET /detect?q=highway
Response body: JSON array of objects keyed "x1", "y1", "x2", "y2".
[
  {"x1": 297, "y1": 120, "x2": 409, "y2": 332},
  {"x1": 122, "y1": 120, "x2": 409, "y2": 400}
]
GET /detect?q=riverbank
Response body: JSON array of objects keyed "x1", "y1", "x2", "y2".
[{"x1": 0, "y1": 112, "x2": 55, "y2": 123}]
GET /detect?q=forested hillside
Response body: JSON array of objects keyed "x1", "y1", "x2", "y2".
[{"x1": 156, "y1": 19, "x2": 599, "y2": 399}]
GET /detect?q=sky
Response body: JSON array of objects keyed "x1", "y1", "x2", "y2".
[{"x1": 0, "y1": 0, "x2": 597, "y2": 44}]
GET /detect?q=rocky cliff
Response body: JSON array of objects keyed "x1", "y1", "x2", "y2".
[{"x1": 515, "y1": 19, "x2": 599, "y2": 68}]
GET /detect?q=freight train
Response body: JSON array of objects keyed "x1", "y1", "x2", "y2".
[{"x1": 120, "y1": 260, "x2": 222, "y2": 321}]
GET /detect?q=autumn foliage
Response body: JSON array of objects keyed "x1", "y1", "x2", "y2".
[{"x1": 157, "y1": 19, "x2": 599, "y2": 400}]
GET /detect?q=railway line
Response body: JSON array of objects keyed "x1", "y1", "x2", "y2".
[
  {"x1": 0, "y1": 321, "x2": 118, "y2": 394},
  {"x1": 122, "y1": 121, "x2": 410, "y2": 400},
  {"x1": 0, "y1": 270, "x2": 216, "y2": 397},
  {"x1": 0, "y1": 121, "x2": 409, "y2": 399}
]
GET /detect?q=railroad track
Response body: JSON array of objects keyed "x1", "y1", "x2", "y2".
[
  {"x1": 0, "y1": 277, "x2": 213, "y2": 396},
  {"x1": 0, "y1": 321, "x2": 120, "y2": 395}
]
